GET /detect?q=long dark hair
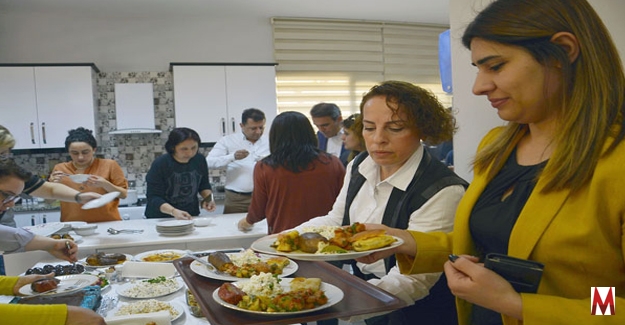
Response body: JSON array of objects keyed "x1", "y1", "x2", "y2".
[
  {"x1": 263, "y1": 111, "x2": 329, "y2": 173},
  {"x1": 463, "y1": 0, "x2": 625, "y2": 193}
]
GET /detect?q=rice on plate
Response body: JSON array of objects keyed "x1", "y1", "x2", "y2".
[
  {"x1": 115, "y1": 299, "x2": 180, "y2": 320},
  {"x1": 120, "y1": 277, "x2": 180, "y2": 298}
]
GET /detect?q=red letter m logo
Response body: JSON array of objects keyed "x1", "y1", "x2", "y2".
[{"x1": 591, "y1": 287, "x2": 615, "y2": 315}]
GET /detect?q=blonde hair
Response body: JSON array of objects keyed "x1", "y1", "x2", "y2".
[
  {"x1": 0, "y1": 125, "x2": 16, "y2": 150},
  {"x1": 463, "y1": 0, "x2": 625, "y2": 193}
]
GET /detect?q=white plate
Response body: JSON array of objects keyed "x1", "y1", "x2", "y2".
[
  {"x1": 193, "y1": 217, "x2": 213, "y2": 227},
  {"x1": 157, "y1": 230, "x2": 194, "y2": 237},
  {"x1": 250, "y1": 234, "x2": 404, "y2": 261},
  {"x1": 110, "y1": 300, "x2": 185, "y2": 322},
  {"x1": 22, "y1": 222, "x2": 65, "y2": 237},
  {"x1": 212, "y1": 278, "x2": 343, "y2": 315},
  {"x1": 68, "y1": 174, "x2": 89, "y2": 183},
  {"x1": 133, "y1": 249, "x2": 187, "y2": 263},
  {"x1": 79, "y1": 253, "x2": 133, "y2": 267},
  {"x1": 190, "y1": 253, "x2": 298, "y2": 281},
  {"x1": 156, "y1": 219, "x2": 194, "y2": 227},
  {"x1": 18, "y1": 274, "x2": 99, "y2": 296},
  {"x1": 116, "y1": 277, "x2": 184, "y2": 299},
  {"x1": 105, "y1": 310, "x2": 170, "y2": 325},
  {"x1": 81, "y1": 191, "x2": 121, "y2": 210},
  {"x1": 64, "y1": 221, "x2": 88, "y2": 229}
]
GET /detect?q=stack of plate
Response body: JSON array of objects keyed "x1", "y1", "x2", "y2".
[{"x1": 156, "y1": 220, "x2": 194, "y2": 236}]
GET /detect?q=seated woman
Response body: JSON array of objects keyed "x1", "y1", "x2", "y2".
[
  {"x1": 237, "y1": 111, "x2": 345, "y2": 234},
  {"x1": 0, "y1": 159, "x2": 104, "y2": 325},
  {"x1": 341, "y1": 113, "x2": 366, "y2": 163},
  {"x1": 49, "y1": 127, "x2": 128, "y2": 222},
  {"x1": 145, "y1": 127, "x2": 216, "y2": 219},
  {"x1": 295, "y1": 81, "x2": 468, "y2": 325}
]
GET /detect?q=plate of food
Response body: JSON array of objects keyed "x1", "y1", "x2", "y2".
[
  {"x1": 79, "y1": 252, "x2": 133, "y2": 267},
  {"x1": 110, "y1": 299, "x2": 184, "y2": 322},
  {"x1": 250, "y1": 225, "x2": 404, "y2": 261},
  {"x1": 49, "y1": 233, "x2": 82, "y2": 243},
  {"x1": 190, "y1": 249, "x2": 298, "y2": 281},
  {"x1": 19, "y1": 274, "x2": 99, "y2": 296},
  {"x1": 116, "y1": 276, "x2": 183, "y2": 299},
  {"x1": 133, "y1": 249, "x2": 186, "y2": 263},
  {"x1": 213, "y1": 274, "x2": 343, "y2": 315}
]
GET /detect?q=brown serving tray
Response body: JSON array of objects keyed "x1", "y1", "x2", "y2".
[{"x1": 174, "y1": 258, "x2": 407, "y2": 325}]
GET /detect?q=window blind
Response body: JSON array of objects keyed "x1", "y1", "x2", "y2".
[{"x1": 272, "y1": 18, "x2": 451, "y2": 117}]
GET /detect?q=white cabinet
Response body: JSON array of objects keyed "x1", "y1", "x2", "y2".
[
  {"x1": 172, "y1": 64, "x2": 278, "y2": 143},
  {"x1": 0, "y1": 65, "x2": 97, "y2": 149},
  {"x1": 15, "y1": 211, "x2": 61, "y2": 228}
]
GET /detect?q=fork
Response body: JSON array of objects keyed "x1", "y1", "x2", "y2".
[
  {"x1": 185, "y1": 250, "x2": 217, "y2": 271},
  {"x1": 62, "y1": 278, "x2": 89, "y2": 292}
]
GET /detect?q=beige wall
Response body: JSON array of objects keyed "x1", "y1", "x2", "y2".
[{"x1": 450, "y1": 0, "x2": 625, "y2": 181}]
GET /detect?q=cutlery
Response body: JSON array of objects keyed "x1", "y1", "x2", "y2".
[
  {"x1": 185, "y1": 251, "x2": 216, "y2": 271},
  {"x1": 107, "y1": 228, "x2": 144, "y2": 235}
]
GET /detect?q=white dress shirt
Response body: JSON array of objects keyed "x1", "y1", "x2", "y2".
[
  {"x1": 206, "y1": 133, "x2": 270, "y2": 193},
  {"x1": 297, "y1": 145, "x2": 465, "y2": 318},
  {"x1": 325, "y1": 130, "x2": 344, "y2": 158}
]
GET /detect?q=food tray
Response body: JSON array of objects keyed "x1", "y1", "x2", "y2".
[{"x1": 174, "y1": 257, "x2": 406, "y2": 325}]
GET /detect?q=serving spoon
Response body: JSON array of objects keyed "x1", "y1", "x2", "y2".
[{"x1": 107, "y1": 228, "x2": 144, "y2": 235}]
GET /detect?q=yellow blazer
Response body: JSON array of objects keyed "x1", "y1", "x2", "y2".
[
  {"x1": 397, "y1": 127, "x2": 625, "y2": 325},
  {"x1": 0, "y1": 276, "x2": 68, "y2": 325}
]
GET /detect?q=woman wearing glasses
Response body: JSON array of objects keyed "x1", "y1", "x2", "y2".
[
  {"x1": 0, "y1": 159, "x2": 105, "y2": 325},
  {"x1": 0, "y1": 125, "x2": 101, "y2": 227}
]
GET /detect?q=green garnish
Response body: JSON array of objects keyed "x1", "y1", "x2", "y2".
[{"x1": 143, "y1": 276, "x2": 167, "y2": 284}]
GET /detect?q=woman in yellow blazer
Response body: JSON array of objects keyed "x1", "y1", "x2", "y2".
[{"x1": 360, "y1": 0, "x2": 625, "y2": 324}]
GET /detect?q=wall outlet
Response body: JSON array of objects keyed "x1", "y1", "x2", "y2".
[{"x1": 128, "y1": 180, "x2": 136, "y2": 188}]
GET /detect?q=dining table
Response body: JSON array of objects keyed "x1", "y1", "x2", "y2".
[
  {"x1": 1, "y1": 215, "x2": 408, "y2": 324},
  {"x1": 2, "y1": 213, "x2": 268, "y2": 276}
]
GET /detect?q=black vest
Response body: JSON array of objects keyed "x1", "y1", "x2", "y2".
[{"x1": 343, "y1": 150, "x2": 468, "y2": 325}]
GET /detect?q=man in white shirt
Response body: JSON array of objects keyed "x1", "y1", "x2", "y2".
[
  {"x1": 310, "y1": 103, "x2": 350, "y2": 165},
  {"x1": 206, "y1": 108, "x2": 270, "y2": 213}
]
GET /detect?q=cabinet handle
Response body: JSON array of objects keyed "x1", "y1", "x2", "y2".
[
  {"x1": 30, "y1": 122, "x2": 36, "y2": 144},
  {"x1": 221, "y1": 118, "x2": 226, "y2": 136},
  {"x1": 231, "y1": 118, "x2": 236, "y2": 133},
  {"x1": 41, "y1": 122, "x2": 47, "y2": 144},
  {"x1": 31, "y1": 215, "x2": 36, "y2": 226}
]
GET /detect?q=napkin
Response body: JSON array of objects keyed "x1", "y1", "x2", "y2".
[
  {"x1": 121, "y1": 261, "x2": 176, "y2": 278},
  {"x1": 105, "y1": 310, "x2": 171, "y2": 325}
]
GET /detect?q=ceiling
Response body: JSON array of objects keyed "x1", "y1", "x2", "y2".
[{"x1": 0, "y1": 0, "x2": 450, "y2": 25}]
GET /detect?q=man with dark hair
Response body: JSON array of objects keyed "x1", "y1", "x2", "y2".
[
  {"x1": 206, "y1": 108, "x2": 270, "y2": 213},
  {"x1": 310, "y1": 102, "x2": 350, "y2": 165}
]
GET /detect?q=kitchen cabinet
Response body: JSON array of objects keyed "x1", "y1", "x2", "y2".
[
  {"x1": 14, "y1": 210, "x2": 61, "y2": 228},
  {"x1": 0, "y1": 65, "x2": 98, "y2": 149},
  {"x1": 172, "y1": 64, "x2": 278, "y2": 143}
]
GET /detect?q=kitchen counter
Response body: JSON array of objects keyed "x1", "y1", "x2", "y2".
[{"x1": 2, "y1": 214, "x2": 268, "y2": 276}]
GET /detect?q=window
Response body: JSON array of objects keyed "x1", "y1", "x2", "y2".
[{"x1": 272, "y1": 18, "x2": 451, "y2": 117}]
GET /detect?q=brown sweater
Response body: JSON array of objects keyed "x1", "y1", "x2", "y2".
[{"x1": 246, "y1": 155, "x2": 345, "y2": 234}]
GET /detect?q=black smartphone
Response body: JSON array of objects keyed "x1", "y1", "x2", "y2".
[{"x1": 484, "y1": 253, "x2": 544, "y2": 293}]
